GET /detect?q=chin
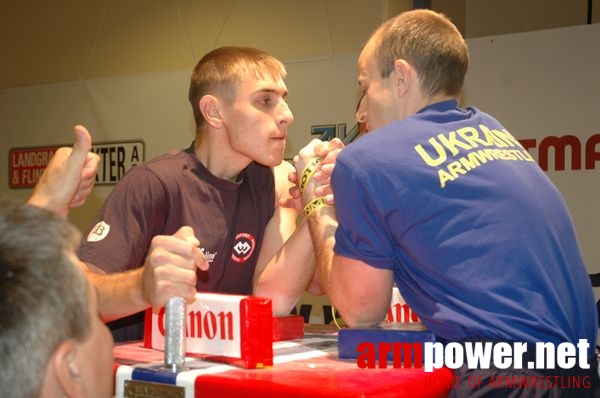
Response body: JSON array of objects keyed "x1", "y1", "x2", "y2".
[
  {"x1": 256, "y1": 157, "x2": 282, "y2": 167},
  {"x1": 257, "y1": 150, "x2": 284, "y2": 167}
]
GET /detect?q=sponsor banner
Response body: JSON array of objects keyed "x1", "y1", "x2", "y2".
[
  {"x1": 8, "y1": 140, "x2": 145, "y2": 188},
  {"x1": 144, "y1": 292, "x2": 273, "y2": 369},
  {"x1": 9, "y1": 146, "x2": 57, "y2": 188}
]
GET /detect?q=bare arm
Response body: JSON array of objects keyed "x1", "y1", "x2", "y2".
[
  {"x1": 329, "y1": 255, "x2": 393, "y2": 327},
  {"x1": 84, "y1": 266, "x2": 148, "y2": 323},
  {"x1": 85, "y1": 226, "x2": 209, "y2": 322},
  {"x1": 298, "y1": 140, "x2": 394, "y2": 327},
  {"x1": 252, "y1": 160, "x2": 317, "y2": 316}
]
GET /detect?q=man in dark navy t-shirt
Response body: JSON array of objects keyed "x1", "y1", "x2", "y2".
[
  {"x1": 296, "y1": 9, "x2": 599, "y2": 397},
  {"x1": 79, "y1": 47, "x2": 319, "y2": 341}
]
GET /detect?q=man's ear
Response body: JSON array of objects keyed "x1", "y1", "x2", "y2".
[
  {"x1": 52, "y1": 340, "x2": 83, "y2": 398},
  {"x1": 199, "y1": 95, "x2": 224, "y2": 128},
  {"x1": 393, "y1": 59, "x2": 412, "y2": 98}
]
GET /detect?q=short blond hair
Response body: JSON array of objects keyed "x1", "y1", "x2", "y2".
[
  {"x1": 370, "y1": 9, "x2": 469, "y2": 97},
  {"x1": 188, "y1": 46, "x2": 287, "y2": 128}
]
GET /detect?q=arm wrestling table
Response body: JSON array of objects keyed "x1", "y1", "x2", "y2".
[{"x1": 113, "y1": 325, "x2": 454, "y2": 398}]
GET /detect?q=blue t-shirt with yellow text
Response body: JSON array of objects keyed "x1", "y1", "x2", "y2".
[{"x1": 332, "y1": 100, "x2": 597, "y2": 354}]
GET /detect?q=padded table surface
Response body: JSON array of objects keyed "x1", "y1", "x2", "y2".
[{"x1": 113, "y1": 326, "x2": 453, "y2": 398}]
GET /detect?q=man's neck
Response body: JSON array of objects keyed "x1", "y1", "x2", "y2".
[{"x1": 193, "y1": 135, "x2": 250, "y2": 182}]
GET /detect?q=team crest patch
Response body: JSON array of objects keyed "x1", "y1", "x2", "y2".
[
  {"x1": 87, "y1": 221, "x2": 110, "y2": 242},
  {"x1": 231, "y1": 233, "x2": 256, "y2": 263}
]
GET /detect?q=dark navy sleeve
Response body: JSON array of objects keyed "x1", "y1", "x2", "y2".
[
  {"x1": 77, "y1": 165, "x2": 168, "y2": 273},
  {"x1": 331, "y1": 154, "x2": 397, "y2": 270}
]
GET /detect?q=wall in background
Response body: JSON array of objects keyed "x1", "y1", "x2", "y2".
[
  {"x1": 1, "y1": 0, "x2": 599, "y2": 323},
  {"x1": 463, "y1": 22, "x2": 600, "y2": 276}
]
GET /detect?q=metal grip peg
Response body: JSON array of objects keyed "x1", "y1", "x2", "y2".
[{"x1": 164, "y1": 296, "x2": 186, "y2": 372}]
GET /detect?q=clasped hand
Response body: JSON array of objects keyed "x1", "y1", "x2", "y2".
[
  {"x1": 280, "y1": 138, "x2": 345, "y2": 211},
  {"x1": 141, "y1": 226, "x2": 209, "y2": 309}
]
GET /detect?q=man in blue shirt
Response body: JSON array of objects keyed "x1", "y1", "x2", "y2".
[{"x1": 296, "y1": 9, "x2": 598, "y2": 397}]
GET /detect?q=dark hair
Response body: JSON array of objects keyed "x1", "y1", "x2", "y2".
[{"x1": 0, "y1": 199, "x2": 89, "y2": 397}]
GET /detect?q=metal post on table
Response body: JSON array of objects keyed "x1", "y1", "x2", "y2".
[{"x1": 164, "y1": 296, "x2": 186, "y2": 372}]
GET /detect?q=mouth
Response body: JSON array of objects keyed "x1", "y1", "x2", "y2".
[
  {"x1": 272, "y1": 137, "x2": 286, "y2": 149},
  {"x1": 270, "y1": 136, "x2": 287, "y2": 153},
  {"x1": 271, "y1": 133, "x2": 287, "y2": 142}
]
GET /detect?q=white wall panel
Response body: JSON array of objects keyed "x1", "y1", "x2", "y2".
[{"x1": 464, "y1": 23, "x2": 600, "y2": 274}]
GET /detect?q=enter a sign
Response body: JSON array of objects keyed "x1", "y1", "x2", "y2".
[{"x1": 92, "y1": 141, "x2": 145, "y2": 185}]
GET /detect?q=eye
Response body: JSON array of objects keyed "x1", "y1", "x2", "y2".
[{"x1": 255, "y1": 94, "x2": 274, "y2": 107}]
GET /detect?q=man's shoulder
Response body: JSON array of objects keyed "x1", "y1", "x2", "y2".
[
  {"x1": 108, "y1": 149, "x2": 191, "y2": 193},
  {"x1": 145, "y1": 148, "x2": 189, "y2": 168},
  {"x1": 129, "y1": 148, "x2": 191, "y2": 176}
]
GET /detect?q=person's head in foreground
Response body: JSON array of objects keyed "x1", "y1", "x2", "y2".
[{"x1": 0, "y1": 199, "x2": 114, "y2": 398}]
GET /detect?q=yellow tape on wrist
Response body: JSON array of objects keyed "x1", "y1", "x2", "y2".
[
  {"x1": 299, "y1": 157, "x2": 321, "y2": 194},
  {"x1": 303, "y1": 197, "x2": 329, "y2": 217}
]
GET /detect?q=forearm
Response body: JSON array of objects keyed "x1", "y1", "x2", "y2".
[
  {"x1": 84, "y1": 264, "x2": 150, "y2": 322},
  {"x1": 306, "y1": 211, "x2": 389, "y2": 327},
  {"x1": 253, "y1": 220, "x2": 316, "y2": 316},
  {"x1": 295, "y1": 147, "x2": 391, "y2": 328},
  {"x1": 305, "y1": 206, "x2": 338, "y2": 298},
  {"x1": 298, "y1": 154, "x2": 339, "y2": 298},
  {"x1": 26, "y1": 187, "x2": 69, "y2": 218}
]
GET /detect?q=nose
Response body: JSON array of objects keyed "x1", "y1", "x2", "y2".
[
  {"x1": 356, "y1": 109, "x2": 367, "y2": 124},
  {"x1": 355, "y1": 105, "x2": 367, "y2": 123},
  {"x1": 356, "y1": 98, "x2": 367, "y2": 124},
  {"x1": 355, "y1": 94, "x2": 368, "y2": 133},
  {"x1": 279, "y1": 101, "x2": 294, "y2": 125}
]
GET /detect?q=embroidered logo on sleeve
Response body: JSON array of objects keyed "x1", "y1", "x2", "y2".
[
  {"x1": 231, "y1": 233, "x2": 256, "y2": 263},
  {"x1": 87, "y1": 221, "x2": 110, "y2": 242}
]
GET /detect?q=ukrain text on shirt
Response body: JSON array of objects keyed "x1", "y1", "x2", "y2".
[{"x1": 414, "y1": 124, "x2": 534, "y2": 188}]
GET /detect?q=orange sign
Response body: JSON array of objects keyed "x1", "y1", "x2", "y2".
[{"x1": 9, "y1": 146, "x2": 58, "y2": 188}]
